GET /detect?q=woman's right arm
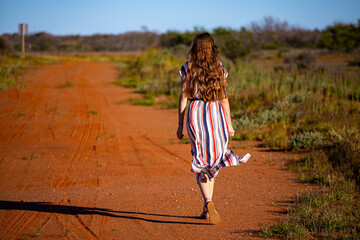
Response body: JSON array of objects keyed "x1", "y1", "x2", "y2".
[{"x1": 177, "y1": 79, "x2": 187, "y2": 139}]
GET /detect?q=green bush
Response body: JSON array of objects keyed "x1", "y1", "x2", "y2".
[
  {"x1": 262, "y1": 43, "x2": 282, "y2": 50},
  {"x1": 213, "y1": 27, "x2": 255, "y2": 61},
  {"x1": 257, "y1": 108, "x2": 284, "y2": 126},
  {"x1": 288, "y1": 131, "x2": 324, "y2": 150},
  {"x1": 232, "y1": 116, "x2": 257, "y2": 130},
  {"x1": 320, "y1": 21, "x2": 360, "y2": 52}
]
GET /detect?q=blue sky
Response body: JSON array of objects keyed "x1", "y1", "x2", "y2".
[{"x1": 0, "y1": 0, "x2": 359, "y2": 35}]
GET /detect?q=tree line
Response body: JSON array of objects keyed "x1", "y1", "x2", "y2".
[{"x1": 1, "y1": 17, "x2": 359, "y2": 60}]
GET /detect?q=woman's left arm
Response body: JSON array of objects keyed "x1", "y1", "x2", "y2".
[
  {"x1": 220, "y1": 97, "x2": 235, "y2": 136},
  {"x1": 177, "y1": 79, "x2": 187, "y2": 139}
]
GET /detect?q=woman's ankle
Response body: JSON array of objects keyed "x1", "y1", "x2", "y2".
[{"x1": 204, "y1": 198, "x2": 212, "y2": 205}]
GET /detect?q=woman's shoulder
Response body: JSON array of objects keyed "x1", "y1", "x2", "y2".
[
  {"x1": 219, "y1": 61, "x2": 228, "y2": 79},
  {"x1": 181, "y1": 61, "x2": 189, "y2": 71},
  {"x1": 179, "y1": 61, "x2": 189, "y2": 79}
]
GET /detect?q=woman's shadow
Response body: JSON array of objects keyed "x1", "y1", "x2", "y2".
[{"x1": 0, "y1": 200, "x2": 211, "y2": 225}]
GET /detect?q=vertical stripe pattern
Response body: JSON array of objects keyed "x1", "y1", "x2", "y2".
[
  {"x1": 186, "y1": 100, "x2": 246, "y2": 180},
  {"x1": 180, "y1": 62, "x2": 249, "y2": 181}
]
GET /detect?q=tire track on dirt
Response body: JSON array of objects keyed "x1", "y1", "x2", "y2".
[
  {"x1": 52, "y1": 82, "x2": 101, "y2": 188},
  {"x1": 48, "y1": 63, "x2": 105, "y2": 238},
  {"x1": 61, "y1": 199, "x2": 99, "y2": 239},
  {"x1": 0, "y1": 65, "x2": 71, "y2": 143},
  {"x1": 0, "y1": 66, "x2": 54, "y2": 142},
  {"x1": 135, "y1": 134, "x2": 189, "y2": 169},
  {"x1": 142, "y1": 134, "x2": 189, "y2": 165},
  {"x1": 0, "y1": 62, "x2": 107, "y2": 238},
  {"x1": 0, "y1": 89, "x2": 26, "y2": 141},
  {"x1": 0, "y1": 66, "x2": 87, "y2": 239},
  {"x1": 0, "y1": 210, "x2": 40, "y2": 239}
]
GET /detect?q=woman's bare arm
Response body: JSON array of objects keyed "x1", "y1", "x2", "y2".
[
  {"x1": 220, "y1": 97, "x2": 235, "y2": 136},
  {"x1": 177, "y1": 79, "x2": 188, "y2": 139}
]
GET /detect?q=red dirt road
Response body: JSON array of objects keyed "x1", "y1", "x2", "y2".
[{"x1": 0, "y1": 60, "x2": 308, "y2": 239}]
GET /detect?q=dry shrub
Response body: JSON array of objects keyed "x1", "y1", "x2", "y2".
[
  {"x1": 284, "y1": 52, "x2": 317, "y2": 70},
  {"x1": 325, "y1": 130, "x2": 360, "y2": 185}
]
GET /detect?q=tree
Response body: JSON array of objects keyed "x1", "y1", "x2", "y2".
[
  {"x1": 320, "y1": 21, "x2": 360, "y2": 52},
  {"x1": 213, "y1": 27, "x2": 255, "y2": 61},
  {"x1": 250, "y1": 16, "x2": 290, "y2": 48},
  {"x1": 0, "y1": 36, "x2": 10, "y2": 53}
]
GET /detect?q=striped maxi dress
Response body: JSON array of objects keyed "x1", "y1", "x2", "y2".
[{"x1": 179, "y1": 62, "x2": 250, "y2": 182}]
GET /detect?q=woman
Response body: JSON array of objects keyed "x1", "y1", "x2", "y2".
[{"x1": 177, "y1": 32, "x2": 250, "y2": 225}]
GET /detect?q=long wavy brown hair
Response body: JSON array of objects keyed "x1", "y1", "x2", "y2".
[{"x1": 184, "y1": 32, "x2": 227, "y2": 102}]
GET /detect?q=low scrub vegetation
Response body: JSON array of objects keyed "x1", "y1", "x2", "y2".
[
  {"x1": 116, "y1": 47, "x2": 360, "y2": 149},
  {"x1": 115, "y1": 46, "x2": 359, "y2": 239},
  {"x1": 2, "y1": 17, "x2": 359, "y2": 58},
  {"x1": 261, "y1": 130, "x2": 360, "y2": 239},
  {"x1": 0, "y1": 53, "x2": 132, "y2": 91},
  {"x1": 0, "y1": 53, "x2": 61, "y2": 90},
  {"x1": 115, "y1": 48, "x2": 183, "y2": 108}
]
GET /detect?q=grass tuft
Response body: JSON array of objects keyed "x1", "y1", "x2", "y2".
[
  {"x1": 180, "y1": 136, "x2": 190, "y2": 144},
  {"x1": 89, "y1": 110, "x2": 98, "y2": 115},
  {"x1": 34, "y1": 226, "x2": 43, "y2": 237},
  {"x1": 59, "y1": 81, "x2": 75, "y2": 88},
  {"x1": 133, "y1": 99, "x2": 155, "y2": 106}
]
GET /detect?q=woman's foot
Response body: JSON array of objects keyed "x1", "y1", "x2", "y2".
[
  {"x1": 206, "y1": 201, "x2": 221, "y2": 224},
  {"x1": 200, "y1": 210, "x2": 209, "y2": 220}
]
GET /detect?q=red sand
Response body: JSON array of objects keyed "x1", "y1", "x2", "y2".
[{"x1": 0, "y1": 61, "x2": 310, "y2": 239}]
